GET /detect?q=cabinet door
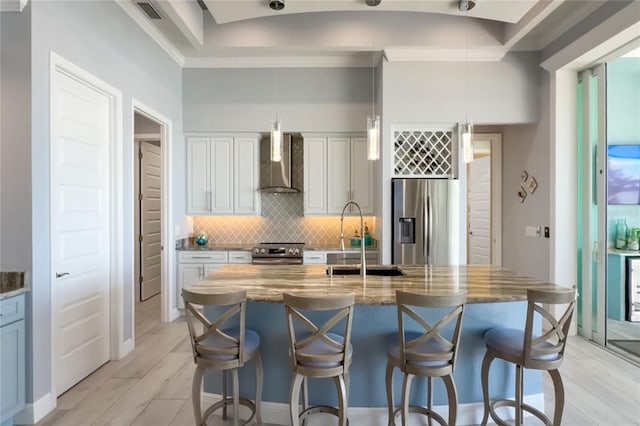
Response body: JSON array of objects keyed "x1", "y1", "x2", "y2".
[
  {"x1": 211, "y1": 137, "x2": 234, "y2": 214},
  {"x1": 350, "y1": 137, "x2": 375, "y2": 214},
  {"x1": 327, "y1": 137, "x2": 351, "y2": 214},
  {"x1": 234, "y1": 137, "x2": 260, "y2": 215},
  {"x1": 0, "y1": 320, "x2": 25, "y2": 422},
  {"x1": 177, "y1": 264, "x2": 204, "y2": 308},
  {"x1": 186, "y1": 137, "x2": 211, "y2": 214},
  {"x1": 304, "y1": 138, "x2": 328, "y2": 214}
]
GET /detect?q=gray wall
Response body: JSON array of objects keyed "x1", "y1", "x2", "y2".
[
  {"x1": 1, "y1": 5, "x2": 31, "y2": 272},
  {"x1": 29, "y1": 0, "x2": 183, "y2": 403},
  {"x1": 379, "y1": 53, "x2": 545, "y2": 264},
  {"x1": 134, "y1": 113, "x2": 162, "y2": 134},
  {"x1": 183, "y1": 67, "x2": 372, "y2": 132}
]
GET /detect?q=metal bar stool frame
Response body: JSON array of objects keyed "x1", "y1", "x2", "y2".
[
  {"x1": 385, "y1": 291, "x2": 467, "y2": 426},
  {"x1": 480, "y1": 288, "x2": 576, "y2": 426},
  {"x1": 182, "y1": 288, "x2": 263, "y2": 426},
  {"x1": 284, "y1": 292, "x2": 355, "y2": 426}
]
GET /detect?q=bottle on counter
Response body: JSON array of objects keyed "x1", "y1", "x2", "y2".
[
  {"x1": 364, "y1": 222, "x2": 372, "y2": 246},
  {"x1": 616, "y1": 219, "x2": 628, "y2": 249},
  {"x1": 627, "y1": 228, "x2": 639, "y2": 251}
]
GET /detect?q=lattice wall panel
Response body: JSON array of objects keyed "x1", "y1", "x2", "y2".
[{"x1": 394, "y1": 130, "x2": 454, "y2": 177}]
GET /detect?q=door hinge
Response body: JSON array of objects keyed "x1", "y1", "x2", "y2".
[
  {"x1": 139, "y1": 234, "x2": 143, "y2": 242},
  {"x1": 139, "y1": 193, "x2": 143, "y2": 201},
  {"x1": 139, "y1": 275, "x2": 143, "y2": 284},
  {"x1": 139, "y1": 149, "x2": 143, "y2": 160}
]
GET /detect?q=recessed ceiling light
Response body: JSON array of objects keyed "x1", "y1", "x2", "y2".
[
  {"x1": 269, "y1": 0, "x2": 285, "y2": 11},
  {"x1": 458, "y1": 0, "x2": 476, "y2": 12},
  {"x1": 365, "y1": 0, "x2": 382, "y2": 6}
]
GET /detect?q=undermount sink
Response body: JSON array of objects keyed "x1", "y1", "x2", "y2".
[{"x1": 326, "y1": 266, "x2": 405, "y2": 277}]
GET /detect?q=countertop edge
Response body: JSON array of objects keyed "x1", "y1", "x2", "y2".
[{"x1": 0, "y1": 286, "x2": 30, "y2": 300}]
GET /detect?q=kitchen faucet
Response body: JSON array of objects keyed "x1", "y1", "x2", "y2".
[{"x1": 339, "y1": 201, "x2": 366, "y2": 277}]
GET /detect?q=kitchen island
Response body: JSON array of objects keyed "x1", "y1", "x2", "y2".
[{"x1": 191, "y1": 264, "x2": 565, "y2": 424}]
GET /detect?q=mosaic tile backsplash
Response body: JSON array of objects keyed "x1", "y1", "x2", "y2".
[{"x1": 193, "y1": 193, "x2": 376, "y2": 245}]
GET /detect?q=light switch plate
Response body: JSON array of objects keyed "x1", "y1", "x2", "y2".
[{"x1": 525, "y1": 226, "x2": 541, "y2": 237}]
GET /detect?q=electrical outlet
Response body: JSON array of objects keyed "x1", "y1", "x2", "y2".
[{"x1": 544, "y1": 226, "x2": 550, "y2": 238}]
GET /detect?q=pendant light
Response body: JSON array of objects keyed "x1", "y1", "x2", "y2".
[
  {"x1": 460, "y1": 8, "x2": 474, "y2": 164},
  {"x1": 271, "y1": 68, "x2": 283, "y2": 162},
  {"x1": 367, "y1": 51, "x2": 380, "y2": 161}
]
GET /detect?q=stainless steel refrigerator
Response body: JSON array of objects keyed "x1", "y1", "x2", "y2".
[{"x1": 392, "y1": 178, "x2": 460, "y2": 265}]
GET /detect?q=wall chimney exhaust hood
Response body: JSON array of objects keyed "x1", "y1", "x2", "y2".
[{"x1": 259, "y1": 133, "x2": 303, "y2": 193}]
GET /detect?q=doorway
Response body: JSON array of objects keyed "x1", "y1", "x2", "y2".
[{"x1": 467, "y1": 133, "x2": 503, "y2": 265}]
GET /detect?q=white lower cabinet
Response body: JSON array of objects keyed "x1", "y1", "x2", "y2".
[
  {"x1": 177, "y1": 250, "x2": 252, "y2": 308},
  {"x1": 0, "y1": 293, "x2": 25, "y2": 425},
  {"x1": 177, "y1": 251, "x2": 228, "y2": 308}
]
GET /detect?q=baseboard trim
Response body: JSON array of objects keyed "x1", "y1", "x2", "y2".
[
  {"x1": 117, "y1": 337, "x2": 134, "y2": 360},
  {"x1": 202, "y1": 392, "x2": 544, "y2": 426},
  {"x1": 13, "y1": 392, "x2": 57, "y2": 425}
]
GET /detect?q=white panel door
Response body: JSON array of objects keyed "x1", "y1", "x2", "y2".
[
  {"x1": 468, "y1": 155, "x2": 491, "y2": 264},
  {"x1": 140, "y1": 142, "x2": 162, "y2": 301},
  {"x1": 52, "y1": 70, "x2": 110, "y2": 396},
  {"x1": 211, "y1": 137, "x2": 234, "y2": 214},
  {"x1": 350, "y1": 137, "x2": 374, "y2": 214},
  {"x1": 304, "y1": 138, "x2": 327, "y2": 214},
  {"x1": 327, "y1": 137, "x2": 351, "y2": 214},
  {"x1": 187, "y1": 137, "x2": 210, "y2": 214},
  {"x1": 234, "y1": 137, "x2": 260, "y2": 214}
]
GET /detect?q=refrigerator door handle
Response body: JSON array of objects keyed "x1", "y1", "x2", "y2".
[{"x1": 426, "y1": 194, "x2": 431, "y2": 263}]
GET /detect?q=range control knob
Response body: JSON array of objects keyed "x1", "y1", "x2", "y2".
[
  {"x1": 294, "y1": 248, "x2": 300, "y2": 255},
  {"x1": 260, "y1": 248, "x2": 266, "y2": 254},
  {"x1": 288, "y1": 248, "x2": 294, "y2": 254},
  {"x1": 254, "y1": 248, "x2": 260, "y2": 254}
]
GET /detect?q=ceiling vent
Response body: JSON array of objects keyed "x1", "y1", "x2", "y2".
[{"x1": 136, "y1": 2, "x2": 162, "y2": 20}]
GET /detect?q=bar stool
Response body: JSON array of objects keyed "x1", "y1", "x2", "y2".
[
  {"x1": 385, "y1": 291, "x2": 467, "y2": 426},
  {"x1": 283, "y1": 292, "x2": 355, "y2": 426},
  {"x1": 182, "y1": 288, "x2": 263, "y2": 426},
  {"x1": 480, "y1": 288, "x2": 576, "y2": 426}
]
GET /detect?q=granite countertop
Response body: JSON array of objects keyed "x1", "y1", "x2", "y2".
[
  {"x1": 608, "y1": 248, "x2": 640, "y2": 257},
  {"x1": 190, "y1": 264, "x2": 564, "y2": 305},
  {"x1": 0, "y1": 271, "x2": 30, "y2": 300},
  {"x1": 177, "y1": 244, "x2": 254, "y2": 251},
  {"x1": 305, "y1": 244, "x2": 378, "y2": 251}
]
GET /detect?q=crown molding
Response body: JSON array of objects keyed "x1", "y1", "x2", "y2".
[
  {"x1": 183, "y1": 55, "x2": 374, "y2": 68},
  {"x1": 0, "y1": 0, "x2": 29, "y2": 12},
  {"x1": 383, "y1": 47, "x2": 507, "y2": 62},
  {"x1": 115, "y1": 0, "x2": 185, "y2": 66}
]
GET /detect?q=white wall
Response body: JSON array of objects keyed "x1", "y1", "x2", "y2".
[
  {"x1": 379, "y1": 52, "x2": 543, "y2": 263},
  {"x1": 29, "y1": 0, "x2": 183, "y2": 405},
  {"x1": 0, "y1": 6, "x2": 31, "y2": 272},
  {"x1": 134, "y1": 113, "x2": 161, "y2": 134},
  {"x1": 183, "y1": 67, "x2": 372, "y2": 132}
]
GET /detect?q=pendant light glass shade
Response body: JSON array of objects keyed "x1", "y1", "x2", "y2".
[
  {"x1": 367, "y1": 115, "x2": 380, "y2": 161},
  {"x1": 461, "y1": 121, "x2": 474, "y2": 163},
  {"x1": 270, "y1": 119, "x2": 282, "y2": 162}
]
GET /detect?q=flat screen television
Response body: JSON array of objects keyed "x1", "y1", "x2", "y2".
[{"x1": 608, "y1": 145, "x2": 640, "y2": 205}]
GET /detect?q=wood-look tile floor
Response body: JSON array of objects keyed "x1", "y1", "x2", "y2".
[{"x1": 35, "y1": 295, "x2": 640, "y2": 426}]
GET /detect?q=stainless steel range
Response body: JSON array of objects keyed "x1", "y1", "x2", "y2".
[{"x1": 251, "y1": 242, "x2": 304, "y2": 265}]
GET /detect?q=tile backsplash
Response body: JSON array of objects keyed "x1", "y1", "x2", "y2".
[{"x1": 193, "y1": 193, "x2": 375, "y2": 245}]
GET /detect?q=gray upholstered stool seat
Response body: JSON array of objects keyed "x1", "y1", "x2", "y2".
[
  {"x1": 385, "y1": 291, "x2": 467, "y2": 426},
  {"x1": 284, "y1": 292, "x2": 355, "y2": 426},
  {"x1": 480, "y1": 288, "x2": 576, "y2": 426},
  {"x1": 182, "y1": 289, "x2": 263, "y2": 426}
]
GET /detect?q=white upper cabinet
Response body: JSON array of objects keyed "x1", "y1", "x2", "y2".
[
  {"x1": 303, "y1": 137, "x2": 328, "y2": 214},
  {"x1": 304, "y1": 134, "x2": 374, "y2": 215},
  {"x1": 350, "y1": 137, "x2": 374, "y2": 214},
  {"x1": 327, "y1": 137, "x2": 351, "y2": 214},
  {"x1": 234, "y1": 137, "x2": 260, "y2": 214},
  {"x1": 186, "y1": 135, "x2": 260, "y2": 215}
]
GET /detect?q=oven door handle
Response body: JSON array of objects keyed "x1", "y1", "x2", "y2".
[{"x1": 252, "y1": 258, "x2": 303, "y2": 265}]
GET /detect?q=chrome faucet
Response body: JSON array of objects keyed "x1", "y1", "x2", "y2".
[{"x1": 339, "y1": 201, "x2": 366, "y2": 277}]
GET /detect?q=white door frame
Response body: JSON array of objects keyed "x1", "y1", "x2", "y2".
[
  {"x1": 49, "y1": 51, "x2": 125, "y2": 401},
  {"x1": 131, "y1": 100, "x2": 177, "y2": 328},
  {"x1": 471, "y1": 133, "x2": 503, "y2": 266}
]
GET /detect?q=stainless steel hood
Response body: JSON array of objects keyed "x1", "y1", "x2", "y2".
[{"x1": 259, "y1": 133, "x2": 303, "y2": 193}]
